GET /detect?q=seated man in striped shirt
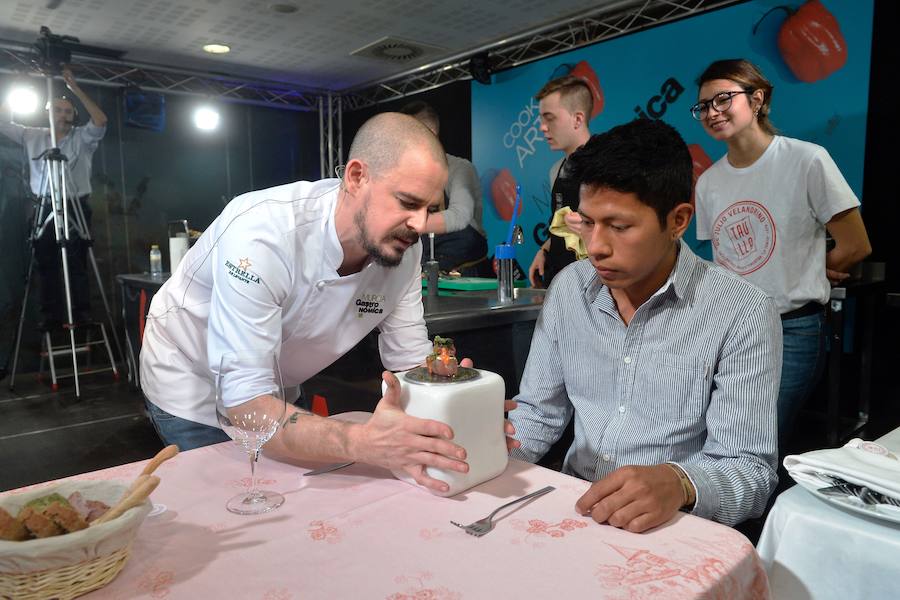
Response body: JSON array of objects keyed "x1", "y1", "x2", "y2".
[{"x1": 509, "y1": 118, "x2": 781, "y2": 532}]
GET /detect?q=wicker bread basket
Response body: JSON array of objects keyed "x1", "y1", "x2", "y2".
[{"x1": 0, "y1": 479, "x2": 152, "y2": 600}]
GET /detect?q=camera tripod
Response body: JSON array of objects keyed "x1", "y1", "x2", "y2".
[{"x1": 7, "y1": 73, "x2": 123, "y2": 397}]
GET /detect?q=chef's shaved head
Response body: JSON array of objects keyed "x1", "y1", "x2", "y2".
[{"x1": 347, "y1": 112, "x2": 447, "y2": 178}]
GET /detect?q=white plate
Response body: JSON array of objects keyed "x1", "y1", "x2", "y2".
[{"x1": 795, "y1": 479, "x2": 900, "y2": 525}]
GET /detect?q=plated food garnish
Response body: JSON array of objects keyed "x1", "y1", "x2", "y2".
[{"x1": 425, "y1": 335, "x2": 459, "y2": 378}]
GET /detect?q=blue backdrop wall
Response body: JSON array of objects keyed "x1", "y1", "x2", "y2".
[{"x1": 472, "y1": 0, "x2": 873, "y2": 263}]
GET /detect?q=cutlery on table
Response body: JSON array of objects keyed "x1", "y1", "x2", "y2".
[
  {"x1": 451, "y1": 485, "x2": 555, "y2": 537},
  {"x1": 303, "y1": 461, "x2": 355, "y2": 476},
  {"x1": 816, "y1": 477, "x2": 900, "y2": 507}
]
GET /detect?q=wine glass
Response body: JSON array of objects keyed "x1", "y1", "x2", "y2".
[{"x1": 215, "y1": 350, "x2": 287, "y2": 515}]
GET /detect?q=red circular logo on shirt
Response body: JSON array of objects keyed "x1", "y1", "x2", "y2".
[{"x1": 711, "y1": 201, "x2": 776, "y2": 275}]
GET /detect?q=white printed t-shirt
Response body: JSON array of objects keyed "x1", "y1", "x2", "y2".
[
  {"x1": 695, "y1": 136, "x2": 860, "y2": 314},
  {"x1": 140, "y1": 178, "x2": 432, "y2": 427}
]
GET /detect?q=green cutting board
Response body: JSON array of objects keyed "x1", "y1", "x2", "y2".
[{"x1": 422, "y1": 277, "x2": 527, "y2": 291}]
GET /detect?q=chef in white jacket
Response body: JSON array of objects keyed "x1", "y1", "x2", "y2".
[{"x1": 141, "y1": 113, "x2": 510, "y2": 492}]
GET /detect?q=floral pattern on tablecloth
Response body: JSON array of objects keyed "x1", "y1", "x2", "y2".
[
  {"x1": 135, "y1": 563, "x2": 175, "y2": 599},
  {"x1": 508, "y1": 516, "x2": 590, "y2": 547},
  {"x1": 308, "y1": 520, "x2": 342, "y2": 543},
  {"x1": 206, "y1": 522, "x2": 228, "y2": 533},
  {"x1": 593, "y1": 530, "x2": 769, "y2": 600},
  {"x1": 419, "y1": 527, "x2": 449, "y2": 541},
  {"x1": 386, "y1": 572, "x2": 462, "y2": 600},
  {"x1": 229, "y1": 477, "x2": 277, "y2": 488}
]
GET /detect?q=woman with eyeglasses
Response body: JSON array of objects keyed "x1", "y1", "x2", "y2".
[{"x1": 691, "y1": 58, "x2": 871, "y2": 452}]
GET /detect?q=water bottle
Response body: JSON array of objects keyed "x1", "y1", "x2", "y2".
[
  {"x1": 495, "y1": 244, "x2": 515, "y2": 303},
  {"x1": 424, "y1": 232, "x2": 439, "y2": 297},
  {"x1": 149, "y1": 244, "x2": 162, "y2": 279}
]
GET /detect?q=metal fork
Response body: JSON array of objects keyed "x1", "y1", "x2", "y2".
[
  {"x1": 451, "y1": 485, "x2": 555, "y2": 537},
  {"x1": 818, "y1": 479, "x2": 900, "y2": 507}
]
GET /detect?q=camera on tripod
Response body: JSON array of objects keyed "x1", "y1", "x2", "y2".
[
  {"x1": 32, "y1": 27, "x2": 76, "y2": 74},
  {"x1": 6, "y1": 27, "x2": 125, "y2": 397}
]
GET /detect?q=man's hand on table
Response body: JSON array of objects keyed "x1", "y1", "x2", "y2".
[{"x1": 575, "y1": 464, "x2": 686, "y2": 533}]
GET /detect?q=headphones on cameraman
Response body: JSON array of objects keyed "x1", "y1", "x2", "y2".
[{"x1": 46, "y1": 95, "x2": 79, "y2": 125}]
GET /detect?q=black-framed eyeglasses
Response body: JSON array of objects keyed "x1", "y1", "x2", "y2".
[{"x1": 690, "y1": 90, "x2": 752, "y2": 121}]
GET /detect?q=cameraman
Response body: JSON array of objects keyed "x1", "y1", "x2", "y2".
[{"x1": 0, "y1": 67, "x2": 107, "y2": 329}]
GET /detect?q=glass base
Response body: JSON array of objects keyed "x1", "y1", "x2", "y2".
[{"x1": 226, "y1": 490, "x2": 285, "y2": 515}]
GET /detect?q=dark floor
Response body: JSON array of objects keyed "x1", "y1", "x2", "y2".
[
  {"x1": 0, "y1": 375, "x2": 162, "y2": 491},
  {"x1": 0, "y1": 364, "x2": 385, "y2": 492}
]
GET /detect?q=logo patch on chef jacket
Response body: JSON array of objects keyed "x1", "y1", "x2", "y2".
[
  {"x1": 225, "y1": 258, "x2": 261, "y2": 285},
  {"x1": 356, "y1": 292, "x2": 385, "y2": 318}
]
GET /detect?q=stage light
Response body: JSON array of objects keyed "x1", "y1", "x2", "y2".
[
  {"x1": 6, "y1": 86, "x2": 39, "y2": 114},
  {"x1": 468, "y1": 53, "x2": 493, "y2": 85},
  {"x1": 193, "y1": 106, "x2": 220, "y2": 131}
]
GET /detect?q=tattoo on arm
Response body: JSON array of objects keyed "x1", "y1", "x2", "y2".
[{"x1": 281, "y1": 408, "x2": 311, "y2": 429}]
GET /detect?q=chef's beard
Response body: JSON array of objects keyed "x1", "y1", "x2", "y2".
[{"x1": 354, "y1": 205, "x2": 418, "y2": 268}]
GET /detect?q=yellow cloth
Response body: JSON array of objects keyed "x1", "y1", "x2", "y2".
[{"x1": 549, "y1": 207, "x2": 587, "y2": 259}]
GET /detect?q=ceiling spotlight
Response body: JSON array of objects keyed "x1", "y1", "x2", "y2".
[
  {"x1": 469, "y1": 53, "x2": 493, "y2": 85},
  {"x1": 6, "y1": 86, "x2": 39, "y2": 114},
  {"x1": 203, "y1": 43, "x2": 231, "y2": 54},
  {"x1": 194, "y1": 106, "x2": 220, "y2": 131}
]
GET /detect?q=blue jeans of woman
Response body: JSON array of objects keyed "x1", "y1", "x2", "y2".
[{"x1": 778, "y1": 311, "x2": 826, "y2": 453}]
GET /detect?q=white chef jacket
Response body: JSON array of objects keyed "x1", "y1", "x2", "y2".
[{"x1": 140, "y1": 178, "x2": 432, "y2": 427}]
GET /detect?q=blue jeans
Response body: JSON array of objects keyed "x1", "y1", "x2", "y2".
[
  {"x1": 144, "y1": 398, "x2": 230, "y2": 451},
  {"x1": 778, "y1": 312, "x2": 826, "y2": 451}
]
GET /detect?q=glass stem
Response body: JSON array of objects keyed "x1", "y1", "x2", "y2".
[{"x1": 248, "y1": 449, "x2": 260, "y2": 498}]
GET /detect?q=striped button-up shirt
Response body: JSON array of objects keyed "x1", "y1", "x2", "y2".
[{"x1": 510, "y1": 241, "x2": 781, "y2": 526}]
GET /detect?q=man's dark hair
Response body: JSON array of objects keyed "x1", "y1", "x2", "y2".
[
  {"x1": 566, "y1": 118, "x2": 692, "y2": 227},
  {"x1": 399, "y1": 100, "x2": 440, "y2": 132}
]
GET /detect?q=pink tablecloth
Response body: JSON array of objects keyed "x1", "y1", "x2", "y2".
[{"x1": 10, "y1": 444, "x2": 769, "y2": 599}]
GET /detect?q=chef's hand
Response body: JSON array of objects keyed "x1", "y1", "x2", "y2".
[
  {"x1": 358, "y1": 371, "x2": 468, "y2": 493},
  {"x1": 575, "y1": 464, "x2": 685, "y2": 533}
]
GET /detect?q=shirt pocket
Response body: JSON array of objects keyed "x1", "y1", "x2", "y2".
[{"x1": 638, "y1": 352, "x2": 709, "y2": 423}]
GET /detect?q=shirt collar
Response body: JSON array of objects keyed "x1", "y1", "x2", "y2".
[
  {"x1": 583, "y1": 239, "x2": 699, "y2": 304},
  {"x1": 323, "y1": 181, "x2": 345, "y2": 271}
]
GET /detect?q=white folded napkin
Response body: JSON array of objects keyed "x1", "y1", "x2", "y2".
[{"x1": 785, "y1": 438, "x2": 900, "y2": 500}]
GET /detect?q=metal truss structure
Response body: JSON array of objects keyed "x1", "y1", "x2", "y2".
[
  {"x1": 319, "y1": 92, "x2": 344, "y2": 179},
  {"x1": 0, "y1": 41, "x2": 321, "y2": 112},
  {"x1": 0, "y1": 0, "x2": 745, "y2": 168},
  {"x1": 342, "y1": 0, "x2": 744, "y2": 111}
]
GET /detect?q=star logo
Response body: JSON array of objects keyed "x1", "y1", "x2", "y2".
[{"x1": 238, "y1": 258, "x2": 251, "y2": 270}]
